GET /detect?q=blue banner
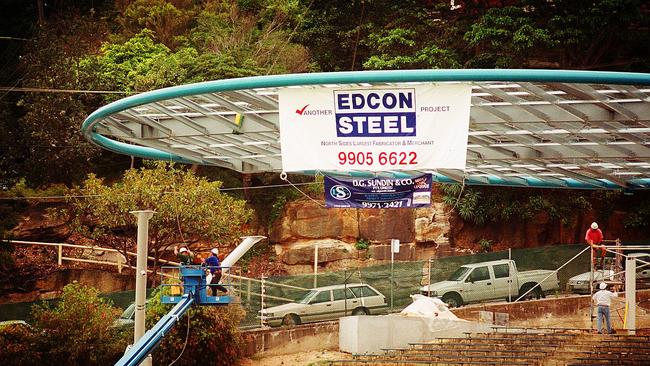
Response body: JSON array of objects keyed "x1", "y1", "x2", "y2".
[{"x1": 325, "y1": 174, "x2": 432, "y2": 208}]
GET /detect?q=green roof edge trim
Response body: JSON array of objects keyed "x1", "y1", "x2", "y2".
[{"x1": 82, "y1": 69, "x2": 650, "y2": 190}]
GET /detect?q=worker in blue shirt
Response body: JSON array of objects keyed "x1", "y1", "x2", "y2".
[{"x1": 205, "y1": 248, "x2": 228, "y2": 295}]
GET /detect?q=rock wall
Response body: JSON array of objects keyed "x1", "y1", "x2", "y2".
[
  {"x1": 269, "y1": 192, "x2": 453, "y2": 270},
  {"x1": 2, "y1": 269, "x2": 135, "y2": 303},
  {"x1": 267, "y1": 189, "x2": 649, "y2": 272}
]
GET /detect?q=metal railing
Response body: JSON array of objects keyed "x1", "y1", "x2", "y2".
[{"x1": 3, "y1": 239, "x2": 307, "y2": 303}]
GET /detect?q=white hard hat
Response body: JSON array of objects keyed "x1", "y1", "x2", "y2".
[
  {"x1": 599, "y1": 282, "x2": 607, "y2": 290},
  {"x1": 591, "y1": 222, "x2": 599, "y2": 230},
  {"x1": 211, "y1": 248, "x2": 219, "y2": 255},
  {"x1": 179, "y1": 247, "x2": 188, "y2": 253}
]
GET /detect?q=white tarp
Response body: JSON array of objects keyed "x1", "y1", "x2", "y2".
[
  {"x1": 399, "y1": 294, "x2": 458, "y2": 320},
  {"x1": 278, "y1": 84, "x2": 471, "y2": 172}
]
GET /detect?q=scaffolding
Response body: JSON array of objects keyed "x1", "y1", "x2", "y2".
[{"x1": 588, "y1": 241, "x2": 650, "y2": 334}]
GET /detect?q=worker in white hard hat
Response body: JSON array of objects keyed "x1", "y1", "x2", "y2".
[
  {"x1": 204, "y1": 247, "x2": 227, "y2": 295},
  {"x1": 174, "y1": 245, "x2": 194, "y2": 265},
  {"x1": 592, "y1": 282, "x2": 618, "y2": 334},
  {"x1": 585, "y1": 222, "x2": 605, "y2": 269}
]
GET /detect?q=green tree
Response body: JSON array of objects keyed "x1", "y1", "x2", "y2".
[
  {"x1": 549, "y1": 0, "x2": 648, "y2": 69},
  {"x1": 83, "y1": 1, "x2": 312, "y2": 96},
  {"x1": 440, "y1": 184, "x2": 593, "y2": 226},
  {"x1": 464, "y1": 6, "x2": 554, "y2": 68},
  {"x1": 30, "y1": 282, "x2": 127, "y2": 365},
  {"x1": 188, "y1": 1, "x2": 312, "y2": 75},
  {"x1": 118, "y1": 0, "x2": 197, "y2": 49},
  {"x1": 362, "y1": 2, "x2": 462, "y2": 70},
  {"x1": 297, "y1": 0, "x2": 462, "y2": 71},
  {"x1": 463, "y1": 1, "x2": 649, "y2": 69},
  {"x1": 80, "y1": 29, "x2": 185, "y2": 96},
  {"x1": 147, "y1": 287, "x2": 246, "y2": 365},
  {"x1": 295, "y1": 0, "x2": 366, "y2": 71},
  {"x1": 15, "y1": 12, "x2": 108, "y2": 185},
  {"x1": 59, "y1": 162, "x2": 253, "y2": 271}
]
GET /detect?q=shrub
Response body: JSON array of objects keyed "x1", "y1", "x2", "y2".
[
  {"x1": 30, "y1": 282, "x2": 127, "y2": 365},
  {"x1": 478, "y1": 238, "x2": 492, "y2": 252},
  {"x1": 0, "y1": 322, "x2": 41, "y2": 366},
  {"x1": 439, "y1": 184, "x2": 600, "y2": 226},
  {"x1": 355, "y1": 238, "x2": 370, "y2": 250},
  {"x1": 147, "y1": 287, "x2": 246, "y2": 365}
]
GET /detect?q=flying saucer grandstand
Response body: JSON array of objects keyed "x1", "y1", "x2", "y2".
[{"x1": 82, "y1": 69, "x2": 650, "y2": 190}]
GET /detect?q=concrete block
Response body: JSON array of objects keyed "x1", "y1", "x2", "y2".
[{"x1": 339, "y1": 315, "x2": 492, "y2": 354}]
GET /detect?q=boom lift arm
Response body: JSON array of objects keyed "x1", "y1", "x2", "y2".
[
  {"x1": 115, "y1": 294, "x2": 194, "y2": 366},
  {"x1": 114, "y1": 236, "x2": 266, "y2": 366}
]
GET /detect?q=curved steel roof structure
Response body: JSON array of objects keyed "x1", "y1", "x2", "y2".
[{"x1": 82, "y1": 69, "x2": 650, "y2": 190}]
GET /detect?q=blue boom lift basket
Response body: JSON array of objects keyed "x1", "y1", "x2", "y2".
[{"x1": 161, "y1": 265, "x2": 232, "y2": 305}]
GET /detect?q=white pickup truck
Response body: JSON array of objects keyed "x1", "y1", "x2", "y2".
[{"x1": 419, "y1": 259, "x2": 560, "y2": 307}]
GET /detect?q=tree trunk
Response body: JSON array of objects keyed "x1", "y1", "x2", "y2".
[{"x1": 36, "y1": 0, "x2": 45, "y2": 26}]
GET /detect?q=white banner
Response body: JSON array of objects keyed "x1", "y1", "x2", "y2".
[{"x1": 279, "y1": 84, "x2": 471, "y2": 171}]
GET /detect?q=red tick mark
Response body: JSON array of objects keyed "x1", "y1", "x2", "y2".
[{"x1": 296, "y1": 104, "x2": 309, "y2": 115}]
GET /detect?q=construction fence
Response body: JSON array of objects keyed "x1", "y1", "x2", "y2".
[{"x1": 235, "y1": 244, "x2": 603, "y2": 327}]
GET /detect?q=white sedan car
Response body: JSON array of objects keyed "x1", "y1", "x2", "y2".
[
  {"x1": 259, "y1": 283, "x2": 387, "y2": 327},
  {"x1": 567, "y1": 267, "x2": 650, "y2": 294},
  {"x1": 567, "y1": 270, "x2": 615, "y2": 294}
]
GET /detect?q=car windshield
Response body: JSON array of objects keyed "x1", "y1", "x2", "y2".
[
  {"x1": 297, "y1": 290, "x2": 318, "y2": 304},
  {"x1": 448, "y1": 266, "x2": 472, "y2": 281}
]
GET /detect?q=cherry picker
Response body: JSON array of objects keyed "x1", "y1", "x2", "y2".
[{"x1": 115, "y1": 236, "x2": 265, "y2": 366}]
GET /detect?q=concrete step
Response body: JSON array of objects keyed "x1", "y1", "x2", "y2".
[
  {"x1": 414, "y1": 342, "x2": 563, "y2": 350},
  {"x1": 541, "y1": 333, "x2": 650, "y2": 366},
  {"x1": 392, "y1": 348, "x2": 550, "y2": 356}
]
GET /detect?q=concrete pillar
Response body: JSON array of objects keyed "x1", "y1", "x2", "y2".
[
  {"x1": 313, "y1": 244, "x2": 318, "y2": 288},
  {"x1": 625, "y1": 255, "x2": 636, "y2": 335},
  {"x1": 130, "y1": 210, "x2": 155, "y2": 366}
]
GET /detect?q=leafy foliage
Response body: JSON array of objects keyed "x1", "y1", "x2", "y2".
[
  {"x1": 189, "y1": 2, "x2": 312, "y2": 74},
  {"x1": 81, "y1": 29, "x2": 179, "y2": 95},
  {"x1": 464, "y1": 6, "x2": 554, "y2": 68},
  {"x1": 14, "y1": 13, "x2": 107, "y2": 185},
  {"x1": 239, "y1": 242, "x2": 286, "y2": 276},
  {"x1": 81, "y1": 1, "x2": 312, "y2": 99},
  {"x1": 478, "y1": 238, "x2": 492, "y2": 252},
  {"x1": 464, "y1": 0, "x2": 649, "y2": 69},
  {"x1": 361, "y1": 2, "x2": 462, "y2": 70},
  {"x1": 540, "y1": 0, "x2": 648, "y2": 68},
  {"x1": 298, "y1": 0, "x2": 649, "y2": 71},
  {"x1": 147, "y1": 287, "x2": 246, "y2": 365},
  {"x1": 118, "y1": 0, "x2": 197, "y2": 48},
  {"x1": 624, "y1": 193, "x2": 650, "y2": 229},
  {"x1": 58, "y1": 162, "x2": 253, "y2": 269},
  {"x1": 269, "y1": 191, "x2": 300, "y2": 226},
  {"x1": 0, "y1": 322, "x2": 41, "y2": 366},
  {"x1": 355, "y1": 238, "x2": 370, "y2": 251},
  {"x1": 29, "y1": 282, "x2": 127, "y2": 365},
  {"x1": 440, "y1": 184, "x2": 594, "y2": 226}
]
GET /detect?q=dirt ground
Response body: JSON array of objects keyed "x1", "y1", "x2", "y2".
[{"x1": 240, "y1": 350, "x2": 351, "y2": 366}]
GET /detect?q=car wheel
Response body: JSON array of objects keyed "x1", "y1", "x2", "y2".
[
  {"x1": 352, "y1": 307, "x2": 369, "y2": 316},
  {"x1": 442, "y1": 293, "x2": 462, "y2": 308},
  {"x1": 520, "y1": 284, "x2": 542, "y2": 300},
  {"x1": 281, "y1": 314, "x2": 300, "y2": 327}
]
